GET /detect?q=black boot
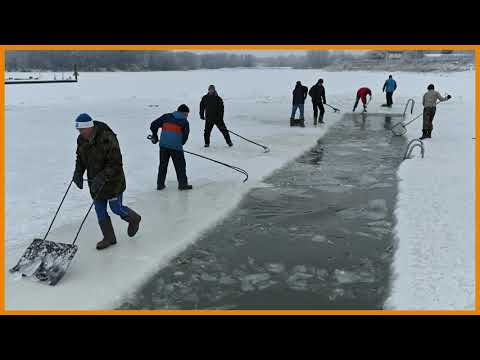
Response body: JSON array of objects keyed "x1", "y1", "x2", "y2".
[
  {"x1": 97, "y1": 217, "x2": 117, "y2": 250},
  {"x1": 419, "y1": 130, "x2": 428, "y2": 140},
  {"x1": 313, "y1": 114, "x2": 318, "y2": 126},
  {"x1": 123, "y1": 209, "x2": 141, "y2": 237},
  {"x1": 300, "y1": 117, "x2": 305, "y2": 127},
  {"x1": 290, "y1": 117, "x2": 295, "y2": 127},
  {"x1": 427, "y1": 129, "x2": 432, "y2": 138},
  {"x1": 318, "y1": 114, "x2": 325, "y2": 124},
  {"x1": 179, "y1": 184, "x2": 193, "y2": 191}
]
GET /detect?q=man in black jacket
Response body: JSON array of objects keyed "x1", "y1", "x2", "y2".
[
  {"x1": 308, "y1": 78, "x2": 327, "y2": 125},
  {"x1": 290, "y1": 81, "x2": 308, "y2": 127},
  {"x1": 199, "y1": 85, "x2": 233, "y2": 147}
]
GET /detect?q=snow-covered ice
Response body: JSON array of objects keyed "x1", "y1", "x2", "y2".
[{"x1": 5, "y1": 69, "x2": 475, "y2": 310}]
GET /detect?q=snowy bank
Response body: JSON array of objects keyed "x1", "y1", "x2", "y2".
[{"x1": 384, "y1": 71, "x2": 475, "y2": 309}]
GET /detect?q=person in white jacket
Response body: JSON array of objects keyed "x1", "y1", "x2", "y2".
[{"x1": 420, "y1": 84, "x2": 451, "y2": 139}]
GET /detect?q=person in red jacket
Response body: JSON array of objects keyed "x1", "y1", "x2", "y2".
[{"x1": 353, "y1": 87, "x2": 372, "y2": 112}]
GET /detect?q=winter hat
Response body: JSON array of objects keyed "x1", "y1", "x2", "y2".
[
  {"x1": 427, "y1": 84, "x2": 435, "y2": 90},
  {"x1": 75, "y1": 113, "x2": 94, "y2": 129},
  {"x1": 177, "y1": 104, "x2": 190, "y2": 113},
  {"x1": 318, "y1": 79, "x2": 324, "y2": 84},
  {"x1": 208, "y1": 85, "x2": 216, "y2": 91},
  {"x1": 296, "y1": 81, "x2": 301, "y2": 85}
]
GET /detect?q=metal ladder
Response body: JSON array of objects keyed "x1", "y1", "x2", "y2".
[
  {"x1": 403, "y1": 139, "x2": 425, "y2": 160},
  {"x1": 403, "y1": 98, "x2": 415, "y2": 117}
]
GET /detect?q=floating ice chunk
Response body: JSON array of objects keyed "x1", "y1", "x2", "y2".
[
  {"x1": 371, "y1": 227, "x2": 391, "y2": 235},
  {"x1": 334, "y1": 269, "x2": 375, "y2": 284},
  {"x1": 174, "y1": 271, "x2": 184, "y2": 277},
  {"x1": 244, "y1": 273, "x2": 271, "y2": 284},
  {"x1": 368, "y1": 183, "x2": 392, "y2": 189},
  {"x1": 359, "y1": 174, "x2": 377, "y2": 185},
  {"x1": 192, "y1": 259, "x2": 210, "y2": 267},
  {"x1": 337, "y1": 208, "x2": 364, "y2": 220},
  {"x1": 256, "y1": 280, "x2": 278, "y2": 290},
  {"x1": 241, "y1": 280, "x2": 255, "y2": 292},
  {"x1": 292, "y1": 265, "x2": 308, "y2": 273},
  {"x1": 364, "y1": 211, "x2": 386, "y2": 221},
  {"x1": 312, "y1": 235, "x2": 327, "y2": 243},
  {"x1": 265, "y1": 263, "x2": 286, "y2": 273},
  {"x1": 200, "y1": 274, "x2": 217, "y2": 282},
  {"x1": 164, "y1": 284, "x2": 175, "y2": 293},
  {"x1": 316, "y1": 269, "x2": 328, "y2": 280},
  {"x1": 368, "y1": 199, "x2": 388, "y2": 213},
  {"x1": 219, "y1": 275, "x2": 237, "y2": 285},
  {"x1": 183, "y1": 293, "x2": 200, "y2": 303},
  {"x1": 355, "y1": 231, "x2": 378, "y2": 239},
  {"x1": 289, "y1": 227, "x2": 299, "y2": 231},
  {"x1": 335, "y1": 151, "x2": 356, "y2": 156},
  {"x1": 240, "y1": 273, "x2": 272, "y2": 292},
  {"x1": 329, "y1": 288, "x2": 345, "y2": 301},
  {"x1": 367, "y1": 220, "x2": 391, "y2": 228},
  {"x1": 316, "y1": 185, "x2": 351, "y2": 193},
  {"x1": 287, "y1": 272, "x2": 314, "y2": 291}
]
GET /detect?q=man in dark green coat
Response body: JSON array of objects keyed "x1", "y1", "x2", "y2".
[{"x1": 72, "y1": 113, "x2": 141, "y2": 250}]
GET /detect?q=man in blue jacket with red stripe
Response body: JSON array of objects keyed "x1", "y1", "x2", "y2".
[{"x1": 150, "y1": 104, "x2": 192, "y2": 191}]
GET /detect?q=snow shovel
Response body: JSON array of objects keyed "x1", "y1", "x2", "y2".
[{"x1": 10, "y1": 179, "x2": 99, "y2": 286}]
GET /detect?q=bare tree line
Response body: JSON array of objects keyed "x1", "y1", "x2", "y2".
[
  {"x1": 5, "y1": 50, "x2": 474, "y2": 72},
  {"x1": 5, "y1": 51, "x2": 256, "y2": 71}
]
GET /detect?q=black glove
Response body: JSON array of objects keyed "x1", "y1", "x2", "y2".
[
  {"x1": 447, "y1": 95, "x2": 452, "y2": 100},
  {"x1": 200, "y1": 115, "x2": 205, "y2": 120},
  {"x1": 150, "y1": 134, "x2": 159, "y2": 144},
  {"x1": 90, "y1": 175, "x2": 105, "y2": 195},
  {"x1": 73, "y1": 172, "x2": 83, "y2": 189}
]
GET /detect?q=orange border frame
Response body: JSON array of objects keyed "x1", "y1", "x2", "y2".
[{"x1": 0, "y1": 44, "x2": 478, "y2": 315}]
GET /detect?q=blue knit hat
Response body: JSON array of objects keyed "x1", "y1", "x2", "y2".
[{"x1": 75, "y1": 113, "x2": 94, "y2": 129}]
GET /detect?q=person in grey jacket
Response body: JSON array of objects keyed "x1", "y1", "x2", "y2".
[{"x1": 420, "y1": 84, "x2": 451, "y2": 139}]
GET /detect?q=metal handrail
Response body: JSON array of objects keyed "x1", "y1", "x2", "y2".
[
  {"x1": 404, "y1": 139, "x2": 424, "y2": 159},
  {"x1": 403, "y1": 98, "x2": 415, "y2": 116}
]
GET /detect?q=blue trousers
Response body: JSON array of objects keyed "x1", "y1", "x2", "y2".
[
  {"x1": 291, "y1": 104, "x2": 304, "y2": 119},
  {"x1": 94, "y1": 192, "x2": 130, "y2": 222}
]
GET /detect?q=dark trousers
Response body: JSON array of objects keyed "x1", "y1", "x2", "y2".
[
  {"x1": 204, "y1": 119, "x2": 232, "y2": 145},
  {"x1": 422, "y1": 107, "x2": 436, "y2": 130},
  {"x1": 312, "y1": 101, "x2": 325, "y2": 120},
  {"x1": 157, "y1": 147, "x2": 188, "y2": 188},
  {"x1": 386, "y1": 92, "x2": 393, "y2": 106},
  {"x1": 353, "y1": 96, "x2": 367, "y2": 111}
]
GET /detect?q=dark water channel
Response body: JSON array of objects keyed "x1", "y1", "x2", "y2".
[{"x1": 119, "y1": 113, "x2": 406, "y2": 310}]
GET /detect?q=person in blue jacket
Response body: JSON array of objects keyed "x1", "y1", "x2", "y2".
[
  {"x1": 382, "y1": 75, "x2": 397, "y2": 107},
  {"x1": 150, "y1": 104, "x2": 192, "y2": 191}
]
